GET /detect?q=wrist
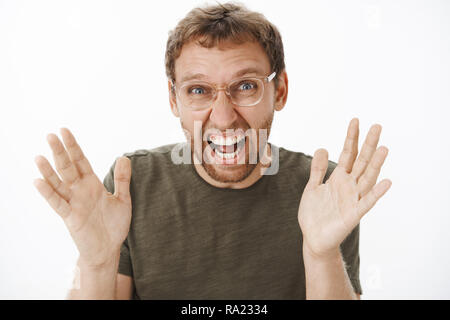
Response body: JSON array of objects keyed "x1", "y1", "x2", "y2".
[
  {"x1": 70, "y1": 252, "x2": 119, "y2": 299},
  {"x1": 78, "y1": 249, "x2": 120, "y2": 271},
  {"x1": 302, "y1": 242, "x2": 341, "y2": 263}
]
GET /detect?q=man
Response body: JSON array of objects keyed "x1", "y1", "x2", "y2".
[{"x1": 33, "y1": 3, "x2": 391, "y2": 300}]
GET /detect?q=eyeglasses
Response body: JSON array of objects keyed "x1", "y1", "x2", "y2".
[{"x1": 171, "y1": 72, "x2": 276, "y2": 111}]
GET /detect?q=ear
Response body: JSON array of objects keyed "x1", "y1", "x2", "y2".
[
  {"x1": 274, "y1": 70, "x2": 288, "y2": 112},
  {"x1": 168, "y1": 80, "x2": 180, "y2": 117}
]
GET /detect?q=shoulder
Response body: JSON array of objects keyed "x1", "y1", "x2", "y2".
[
  {"x1": 121, "y1": 143, "x2": 180, "y2": 171},
  {"x1": 279, "y1": 146, "x2": 337, "y2": 172},
  {"x1": 102, "y1": 143, "x2": 184, "y2": 194},
  {"x1": 123, "y1": 143, "x2": 178, "y2": 161},
  {"x1": 121, "y1": 143, "x2": 193, "y2": 188},
  {"x1": 278, "y1": 145, "x2": 338, "y2": 183}
]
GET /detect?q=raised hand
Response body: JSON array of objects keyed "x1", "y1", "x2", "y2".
[
  {"x1": 33, "y1": 128, "x2": 132, "y2": 267},
  {"x1": 298, "y1": 118, "x2": 391, "y2": 259}
]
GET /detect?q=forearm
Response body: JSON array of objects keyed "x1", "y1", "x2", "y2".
[
  {"x1": 303, "y1": 244, "x2": 356, "y2": 300},
  {"x1": 66, "y1": 251, "x2": 120, "y2": 300}
]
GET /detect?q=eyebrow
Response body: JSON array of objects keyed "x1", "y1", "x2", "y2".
[{"x1": 179, "y1": 67, "x2": 265, "y2": 83}]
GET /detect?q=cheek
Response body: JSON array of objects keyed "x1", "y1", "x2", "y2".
[
  {"x1": 237, "y1": 98, "x2": 274, "y2": 128},
  {"x1": 179, "y1": 108, "x2": 211, "y2": 133},
  {"x1": 264, "y1": 85, "x2": 276, "y2": 107}
]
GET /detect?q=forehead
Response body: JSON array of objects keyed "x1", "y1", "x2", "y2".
[{"x1": 174, "y1": 40, "x2": 271, "y2": 83}]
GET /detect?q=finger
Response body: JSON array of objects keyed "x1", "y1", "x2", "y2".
[
  {"x1": 47, "y1": 133, "x2": 80, "y2": 185},
  {"x1": 34, "y1": 155, "x2": 72, "y2": 201},
  {"x1": 337, "y1": 118, "x2": 359, "y2": 173},
  {"x1": 357, "y1": 179, "x2": 392, "y2": 218},
  {"x1": 114, "y1": 157, "x2": 132, "y2": 202},
  {"x1": 306, "y1": 148, "x2": 328, "y2": 189},
  {"x1": 351, "y1": 124, "x2": 382, "y2": 181},
  {"x1": 60, "y1": 128, "x2": 94, "y2": 176},
  {"x1": 357, "y1": 146, "x2": 388, "y2": 198},
  {"x1": 33, "y1": 178, "x2": 71, "y2": 218}
]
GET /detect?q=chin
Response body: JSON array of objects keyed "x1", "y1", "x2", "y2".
[{"x1": 202, "y1": 161, "x2": 257, "y2": 183}]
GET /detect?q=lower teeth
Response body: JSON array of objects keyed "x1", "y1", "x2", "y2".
[
  {"x1": 209, "y1": 137, "x2": 246, "y2": 160},
  {"x1": 215, "y1": 147, "x2": 239, "y2": 159}
]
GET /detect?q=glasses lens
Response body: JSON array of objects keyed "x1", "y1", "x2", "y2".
[
  {"x1": 179, "y1": 82, "x2": 214, "y2": 109},
  {"x1": 229, "y1": 78, "x2": 263, "y2": 106}
]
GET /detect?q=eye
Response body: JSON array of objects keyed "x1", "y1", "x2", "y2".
[
  {"x1": 189, "y1": 87, "x2": 206, "y2": 95},
  {"x1": 238, "y1": 81, "x2": 257, "y2": 91}
]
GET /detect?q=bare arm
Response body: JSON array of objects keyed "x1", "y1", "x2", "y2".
[
  {"x1": 65, "y1": 253, "x2": 133, "y2": 300},
  {"x1": 115, "y1": 274, "x2": 134, "y2": 300},
  {"x1": 66, "y1": 253, "x2": 120, "y2": 300},
  {"x1": 303, "y1": 246, "x2": 357, "y2": 300}
]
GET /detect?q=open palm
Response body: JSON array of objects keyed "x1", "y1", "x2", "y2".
[
  {"x1": 34, "y1": 128, "x2": 132, "y2": 266},
  {"x1": 298, "y1": 118, "x2": 391, "y2": 258}
]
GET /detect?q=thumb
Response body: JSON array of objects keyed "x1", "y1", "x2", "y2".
[
  {"x1": 306, "y1": 148, "x2": 328, "y2": 189},
  {"x1": 113, "y1": 156, "x2": 132, "y2": 202}
]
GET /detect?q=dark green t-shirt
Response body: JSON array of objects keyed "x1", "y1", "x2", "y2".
[{"x1": 103, "y1": 143, "x2": 362, "y2": 299}]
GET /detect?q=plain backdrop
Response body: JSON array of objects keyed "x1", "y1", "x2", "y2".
[{"x1": 0, "y1": 0, "x2": 449, "y2": 299}]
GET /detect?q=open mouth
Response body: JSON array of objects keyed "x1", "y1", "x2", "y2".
[{"x1": 207, "y1": 134, "x2": 246, "y2": 160}]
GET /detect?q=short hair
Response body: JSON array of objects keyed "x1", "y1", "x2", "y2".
[{"x1": 165, "y1": 2, "x2": 285, "y2": 86}]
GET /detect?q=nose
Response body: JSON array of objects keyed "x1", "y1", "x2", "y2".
[{"x1": 209, "y1": 89, "x2": 238, "y2": 129}]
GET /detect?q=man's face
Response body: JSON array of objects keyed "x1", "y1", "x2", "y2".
[{"x1": 170, "y1": 40, "x2": 285, "y2": 184}]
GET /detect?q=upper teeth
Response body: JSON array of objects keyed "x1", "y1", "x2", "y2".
[{"x1": 210, "y1": 135, "x2": 245, "y2": 146}]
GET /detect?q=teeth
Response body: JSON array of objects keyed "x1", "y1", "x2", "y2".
[
  {"x1": 210, "y1": 135, "x2": 245, "y2": 146},
  {"x1": 208, "y1": 134, "x2": 246, "y2": 160},
  {"x1": 215, "y1": 147, "x2": 240, "y2": 159}
]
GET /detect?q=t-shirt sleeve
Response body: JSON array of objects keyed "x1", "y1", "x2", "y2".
[
  {"x1": 324, "y1": 160, "x2": 363, "y2": 295},
  {"x1": 102, "y1": 160, "x2": 134, "y2": 277}
]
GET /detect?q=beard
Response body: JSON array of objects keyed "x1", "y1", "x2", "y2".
[{"x1": 181, "y1": 111, "x2": 274, "y2": 184}]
